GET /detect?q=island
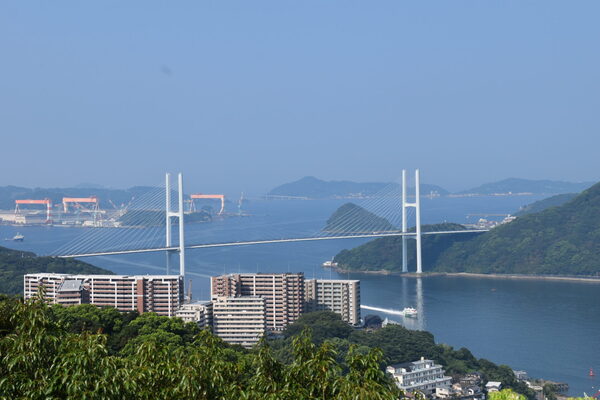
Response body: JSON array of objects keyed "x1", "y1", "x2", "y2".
[{"x1": 323, "y1": 203, "x2": 396, "y2": 233}]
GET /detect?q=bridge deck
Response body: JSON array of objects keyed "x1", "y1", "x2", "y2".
[{"x1": 57, "y1": 229, "x2": 488, "y2": 258}]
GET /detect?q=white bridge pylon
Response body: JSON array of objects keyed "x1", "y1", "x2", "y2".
[
  {"x1": 402, "y1": 169, "x2": 422, "y2": 274},
  {"x1": 57, "y1": 170, "x2": 488, "y2": 276},
  {"x1": 165, "y1": 172, "x2": 185, "y2": 277}
]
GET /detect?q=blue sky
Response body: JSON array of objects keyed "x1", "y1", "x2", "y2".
[{"x1": 1, "y1": 1, "x2": 599, "y2": 194}]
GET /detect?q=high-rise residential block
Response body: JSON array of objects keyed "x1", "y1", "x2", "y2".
[
  {"x1": 212, "y1": 296, "x2": 266, "y2": 348},
  {"x1": 24, "y1": 273, "x2": 183, "y2": 317},
  {"x1": 211, "y1": 273, "x2": 304, "y2": 331},
  {"x1": 175, "y1": 301, "x2": 213, "y2": 328},
  {"x1": 304, "y1": 279, "x2": 361, "y2": 325}
]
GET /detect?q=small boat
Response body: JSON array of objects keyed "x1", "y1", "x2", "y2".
[
  {"x1": 402, "y1": 307, "x2": 418, "y2": 317},
  {"x1": 590, "y1": 368, "x2": 595, "y2": 377},
  {"x1": 12, "y1": 233, "x2": 24, "y2": 242},
  {"x1": 322, "y1": 259, "x2": 338, "y2": 268}
]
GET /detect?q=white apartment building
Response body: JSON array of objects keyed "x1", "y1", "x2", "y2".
[
  {"x1": 304, "y1": 279, "x2": 361, "y2": 325},
  {"x1": 175, "y1": 301, "x2": 213, "y2": 328},
  {"x1": 387, "y1": 357, "x2": 452, "y2": 396},
  {"x1": 24, "y1": 273, "x2": 183, "y2": 317},
  {"x1": 212, "y1": 296, "x2": 266, "y2": 348}
]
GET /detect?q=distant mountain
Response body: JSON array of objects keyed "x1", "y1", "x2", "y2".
[
  {"x1": 0, "y1": 185, "x2": 157, "y2": 210},
  {"x1": 323, "y1": 203, "x2": 396, "y2": 233},
  {"x1": 268, "y1": 176, "x2": 448, "y2": 199},
  {"x1": 514, "y1": 193, "x2": 578, "y2": 216},
  {"x1": 460, "y1": 178, "x2": 594, "y2": 195},
  {"x1": 74, "y1": 182, "x2": 107, "y2": 189},
  {"x1": 0, "y1": 246, "x2": 112, "y2": 295}
]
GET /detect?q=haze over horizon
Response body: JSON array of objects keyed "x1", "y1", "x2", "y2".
[{"x1": 1, "y1": 2, "x2": 599, "y2": 194}]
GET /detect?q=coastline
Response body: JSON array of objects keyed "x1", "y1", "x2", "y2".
[{"x1": 334, "y1": 268, "x2": 600, "y2": 283}]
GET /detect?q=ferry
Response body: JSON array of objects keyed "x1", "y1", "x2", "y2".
[
  {"x1": 12, "y1": 233, "x2": 24, "y2": 242},
  {"x1": 402, "y1": 307, "x2": 418, "y2": 317},
  {"x1": 322, "y1": 259, "x2": 338, "y2": 268}
]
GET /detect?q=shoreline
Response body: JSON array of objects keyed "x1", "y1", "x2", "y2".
[{"x1": 334, "y1": 268, "x2": 600, "y2": 283}]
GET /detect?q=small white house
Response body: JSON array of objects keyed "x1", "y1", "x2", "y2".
[{"x1": 485, "y1": 381, "x2": 502, "y2": 392}]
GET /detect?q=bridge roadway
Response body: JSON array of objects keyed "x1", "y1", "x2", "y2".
[{"x1": 57, "y1": 229, "x2": 488, "y2": 259}]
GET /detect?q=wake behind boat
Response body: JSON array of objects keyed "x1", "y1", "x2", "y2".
[{"x1": 361, "y1": 304, "x2": 418, "y2": 317}]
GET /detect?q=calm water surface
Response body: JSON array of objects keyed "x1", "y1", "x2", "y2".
[{"x1": 2, "y1": 195, "x2": 599, "y2": 395}]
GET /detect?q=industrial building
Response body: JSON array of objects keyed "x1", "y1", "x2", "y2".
[
  {"x1": 24, "y1": 273, "x2": 183, "y2": 317},
  {"x1": 304, "y1": 279, "x2": 361, "y2": 325},
  {"x1": 211, "y1": 273, "x2": 305, "y2": 331},
  {"x1": 211, "y1": 296, "x2": 266, "y2": 348}
]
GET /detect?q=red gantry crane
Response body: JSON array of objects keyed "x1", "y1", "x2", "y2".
[
  {"x1": 189, "y1": 194, "x2": 225, "y2": 215},
  {"x1": 14, "y1": 199, "x2": 53, "y2": 223},
  {"x1": 62, "y1": 196, "x2": 100, "y2": 213}
]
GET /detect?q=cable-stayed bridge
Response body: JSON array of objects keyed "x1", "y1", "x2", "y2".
[{"x1": 53, "y1": 170, "x2": 489, "y2": 275}]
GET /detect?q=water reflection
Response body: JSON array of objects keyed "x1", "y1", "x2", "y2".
[{"x1": 361, "y1": 276, "x2": 425, "y2": 331}]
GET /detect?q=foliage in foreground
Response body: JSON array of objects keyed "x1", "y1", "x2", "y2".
[
  {"x1": 271, "y1": 311, "x2": 534, "y2": 398},
  {"x1": 0, "y1": 295, "x2": 402, "y2": 400}
]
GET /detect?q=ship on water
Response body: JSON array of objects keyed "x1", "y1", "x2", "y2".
[{"x1": 12, "y1": 233, "x2": 24, "y2": 242}]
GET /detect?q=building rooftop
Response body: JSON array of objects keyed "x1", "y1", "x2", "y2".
[
  {"x1": 306, "y1": 278, "x2": 360, "y2": 283},
  {"x1": 25, "y1": 273, "x2": 182, "y2": 279},
  {"x1": 389, "y1": 357, "x2": 435, "y2": 372},
  {"x1": 58, "y1": 280, "x2": 83, "y2": 292}
]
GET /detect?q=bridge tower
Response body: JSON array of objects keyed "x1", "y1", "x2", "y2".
[
  {"x1": 401, "y1": 169, "x2": 422, "y2": 274},
  {"x1": 165, "y1": 173, "x2": 186, "y2": 277}
]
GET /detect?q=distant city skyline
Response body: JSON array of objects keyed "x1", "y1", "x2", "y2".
[{"x1": 1, "y1": 2, "x2": 599, "y2": 194}]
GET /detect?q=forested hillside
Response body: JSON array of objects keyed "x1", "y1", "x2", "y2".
[
  {"x1": 334, "y1": 223, "x2": 478, "y2": 272},
  {"x1": 0, "y1": 296, "x2": 533, "y2": 399},
  {"x1": 436, "y1": 181, "x2": 600, "y2": 275},
  {"x1": 514, "y1": 193, "x2": 577, "y2": 216},
  {"x1": 334, "y1": 182, "x2": 600, "y2": 276},
  {"x1": 323, "y1": 203, "x2": 396, "y2": 233},
  {"x1": 0, "y1": 246, "x2": 111, "y2": 294}
]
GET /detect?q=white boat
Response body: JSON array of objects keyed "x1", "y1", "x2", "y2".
[
  {"x1": 12, "y1": 233, "x2": 24, "y2": 242},
  {"x1": 322, "y1": 260, "x2": 338, "y2": 268},
  {"x1": 402, "y1": 307, "x2": 418, "y2": 317}
]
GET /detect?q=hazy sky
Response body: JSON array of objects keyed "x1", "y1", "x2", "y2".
[{"x1": 1, "y1": 1, "x2": 599, "y2": 194}]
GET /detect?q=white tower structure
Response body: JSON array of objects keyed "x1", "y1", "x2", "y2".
[
  {"x1": 401, "y1": 169, "x2": 423, "y2": 274},
  {"x1": 165, "y1": 173, "x2": 186, "y2": 277}
]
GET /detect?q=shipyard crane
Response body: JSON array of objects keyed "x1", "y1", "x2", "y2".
[
  {"x1": 14, "y1": 199, "x2": 53, "y2": 223},
  {"x1": 62, "y1": 197, "x2": 100, "y2": 213},
  {"x1": 189, "y1": 194, "x2": 225, "y2": 215}
]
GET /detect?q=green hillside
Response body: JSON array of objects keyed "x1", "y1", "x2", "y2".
[
  {"x1": 334, "y1": 223, "x2": 478, "y2": 272},
  {"x1": 323, "y1": 203, "x2": 396, "y2": 233},
  {"x1": 334, "y1": 182, "x2": 600, "y2": 276},
  {"x1": 435, "y1": 181, "x2": 600, "y2": 275},
  {"x1": 514, "y1": 193, "x2": 578, "y2": 216},
  {"x1": 0, "y1": 246, "x2": 111, "y2": 295}
]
